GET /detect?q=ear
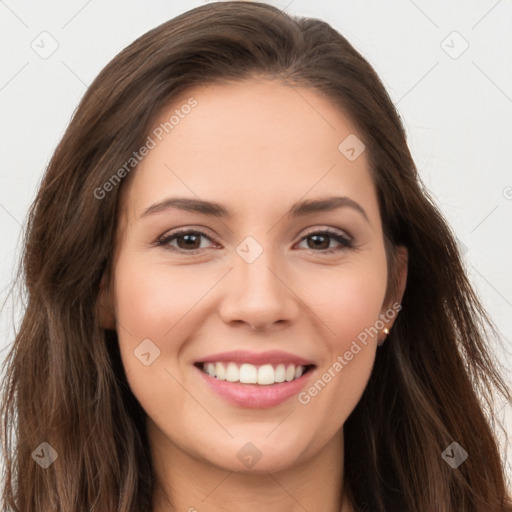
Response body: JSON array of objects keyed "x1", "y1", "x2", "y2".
[
  {"x1": 378, "y1": 246, "x2": 408, "y2": 345},
  {"x1": 97, "y1": 272, "x2": 117, "y2": 330},
  {"x1": 393, "y1": 245, "x2": 408, "y2": 306}
]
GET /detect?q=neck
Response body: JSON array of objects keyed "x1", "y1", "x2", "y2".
[{"x1": 149, "y1": 422, "x2": 352, "y2": 512}]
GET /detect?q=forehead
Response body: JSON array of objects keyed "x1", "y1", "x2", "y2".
[{"x1": 120, "y1": 79, "x2": 379, "y2": 225}]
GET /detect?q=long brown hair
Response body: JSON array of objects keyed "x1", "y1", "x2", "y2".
[{"x1": 1, "y1": 2, "x2": 511, "y2": 510}]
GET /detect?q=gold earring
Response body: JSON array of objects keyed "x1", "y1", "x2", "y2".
[{"x1": 378, "y1": 327, "x2": 390, "y2": 347}]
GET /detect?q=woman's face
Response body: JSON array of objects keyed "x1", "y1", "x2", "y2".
[{"x1": 107, "y1": 79, "x2": 405, "y2": 473}]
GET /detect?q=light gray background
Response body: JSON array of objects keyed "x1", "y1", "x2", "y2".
[{"x1": 1, "y1": 0, "x2": 511, "y2": 486}]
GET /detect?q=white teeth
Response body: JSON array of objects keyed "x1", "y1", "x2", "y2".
[
  {"x1": 215, "y1": 362, "x2": 226, "y2": 380},
  {"x1": 225, "y1": 362, "x2": 239, "y2": 382},
  {"x1": 239, "y1": 363, "x2": 257, "y2": 384},
  {"x1": 285, "y1": 364, "x2": 295, "y2": 382},
  {"x1": 274, "y1": 364, "x2": 286, "y2": 383},
  {"x1": 201, "y1": 362, "x2": 308, "y2": 385},
  {"x1": 257, "y1": 364, "x2": 274, "y2": 385},
  {"x1": 205, "y1": 363, "x2": 216, "y2": 377}
]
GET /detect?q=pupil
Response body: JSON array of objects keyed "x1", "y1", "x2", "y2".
[
  {"x1": 179, "y1": 234, "x2": 199, "y2": 249},
  {"x1": 309, "y1": 234, "x2": 328, "y2": 250}
]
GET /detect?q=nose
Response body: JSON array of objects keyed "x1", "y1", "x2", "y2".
[{"x1": 218, "y1": 248, "x2": 300, "y2": 332}]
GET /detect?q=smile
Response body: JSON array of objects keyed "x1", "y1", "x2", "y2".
[
  {"x1": 197, "y1": 362, "x2": 314, "y2": 385},
  {"x1": 194, "y1": 350, "x2": 317, "y2": 408}
]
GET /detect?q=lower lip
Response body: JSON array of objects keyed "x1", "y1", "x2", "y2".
[{"x1": 196, "y1": 366, "x2": 314, "y2": 409}]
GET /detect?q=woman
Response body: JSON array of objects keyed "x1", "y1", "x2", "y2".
[{"x1": 1, "y1": 2, "x2": 510, "y2": 511}]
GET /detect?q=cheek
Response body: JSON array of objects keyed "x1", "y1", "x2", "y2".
[
  {"x1": 292, "y1": 254, "x2": 387, "y2": 439},
  {"x1": 112, "y1": 255, "x2": 214, "y2": 430},
  {"x1": 111, "y1": 253, "x2": 208, "y2": 392},
  {"x1": 114, "y1": 255, "x2": 214, "y2": 344},
  {"x1": 309, "y1": 254, "x2": 389, "y2": 350}
]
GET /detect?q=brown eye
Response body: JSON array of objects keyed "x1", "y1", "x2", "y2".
[
  {"x1": 297, "y1": 230, "x2": 353, "y2": 253},
  {"x1": 158, "y1": 230, "x2": 217, "y2": 254},
  {"x1": 175, "y1": 233, "x2": 202, "y2": 250},
  {"x1": 306, "y1": 234, "x2": 330, "y2": 250}
]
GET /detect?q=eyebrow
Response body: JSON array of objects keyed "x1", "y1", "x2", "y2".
[{"x1": 140, "y1": 195, "x2": 370, "y2": 223}]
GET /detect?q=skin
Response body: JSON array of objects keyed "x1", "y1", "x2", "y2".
[{"x1": 100, "y1": 78, "x2": 407, "y2": 512}]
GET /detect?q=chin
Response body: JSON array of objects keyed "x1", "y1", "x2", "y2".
[{"x1": 198, "y1": 432, "x2": 312, "y2": 474}]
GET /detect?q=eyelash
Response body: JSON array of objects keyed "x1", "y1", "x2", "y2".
[{"x1": 156, "y1": 228, "x2": 354, "y2": 255}]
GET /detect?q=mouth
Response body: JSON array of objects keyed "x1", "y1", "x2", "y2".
[
  {"x1": 194, "y1": 361, "x2": 316, "y2": 386},
  {"x1": 193, "y1": 350, "x2": 317, "y2": 408}
]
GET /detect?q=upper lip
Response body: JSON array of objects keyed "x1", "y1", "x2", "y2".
[{"x1": 196, "y1": 350, "x2": 315, "y2": 367}]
